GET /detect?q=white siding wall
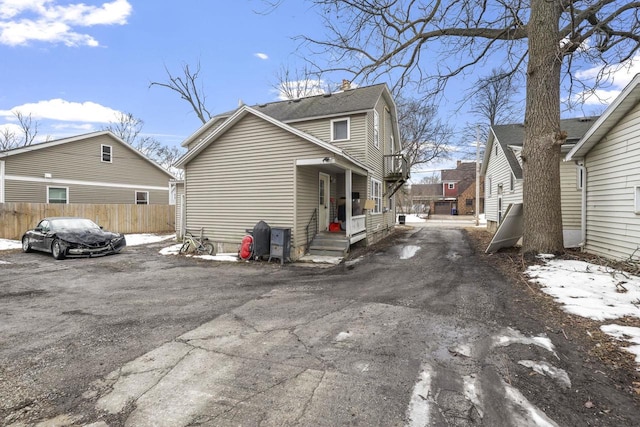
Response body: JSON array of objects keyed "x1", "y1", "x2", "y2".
[
  {"x1": 560, "y1": 161, "x2": 582, "y2": 246},
  {"x1": 584, "y1": 105, "x2": 640, "y2": 260},
  {"x1": 484, "y1": 142, "x2": 522, "y2": 224}
]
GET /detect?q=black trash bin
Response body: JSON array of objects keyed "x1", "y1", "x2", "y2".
[
  {"x1": 398, "y1": 214, "x2": 406, "y2": 224},
  {"x1": 252, "y1": 220, "x2": 271, "y2": 260},
  {"x1": 451, "y1": 208, "x2": 458, "y2": 215}
]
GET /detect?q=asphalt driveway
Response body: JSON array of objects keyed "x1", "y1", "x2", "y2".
[{"x1": 1, "y1": 227, "x2": 637, "y2": 426}]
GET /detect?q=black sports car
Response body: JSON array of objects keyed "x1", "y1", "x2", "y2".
[{"x1": 22, "y1": 217, "x2": 126, "y2": 260}]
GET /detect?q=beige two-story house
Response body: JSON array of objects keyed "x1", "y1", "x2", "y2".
[
  {"x1": 0, "y1": 131, "x2": 175, "y2": 206},
  {"x1": 175, "y1": 83, "x2": 409, "y2": 260}
]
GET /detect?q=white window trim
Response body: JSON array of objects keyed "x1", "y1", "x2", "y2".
[
  {"x1": 331, "y1": 117, "x2": 350, "y2": 142},
  {"x1": 135, "y1": 191, "x2": 149, "y2": 205},
  {"x1": 447, "y1": 183, "x2": 455, "y2": 190},
  {"x1": 101, "y1": 144, "x2": 112, "y2": 163},
  {"x1": 635, "y1": 186, "x2": 640, "y2": 215},
  {"x1": 487, "y1": 176, "x2": 492, "y2": 197},
  {"x1": 373, "y1": 110, "x2": 380, "y2": 149},
  {"x1": 47, "y1": 186, "x2": 69, "y2": 204},
  {"x1": 371, "y1": 178, "x2": 382, "y2": 214},
  {"x1": 509, "y1": 173, "x2": 515, "y2": 191}
]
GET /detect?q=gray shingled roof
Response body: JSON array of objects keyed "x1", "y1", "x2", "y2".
[
  {"x1": 251, "y1": 84, "x2": 387, "y2": 122},
  {"x1": 410, "y1": 183, "x2": 443, "y2": 198},
  {"x1": 491, "y1": 116, "x2": 599, "y2": 179}
]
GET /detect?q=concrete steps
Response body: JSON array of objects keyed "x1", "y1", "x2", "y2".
[{"x1": 308, "y1": 231, "x2": 349, "y2": 257}]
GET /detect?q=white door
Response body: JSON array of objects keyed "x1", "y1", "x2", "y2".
[{"x1": 319, "y1": 173, "x2": 330, "y2": 231}]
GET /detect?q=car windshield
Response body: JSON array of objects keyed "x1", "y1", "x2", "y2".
[{"x1": 49, "y1": 218, "x2": 101, "y2": 231}]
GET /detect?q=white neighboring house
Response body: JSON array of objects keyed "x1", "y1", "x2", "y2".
[
  {"x1": 566, "y1": 74, "x2": 640, "y2": 261},
  {"x1": 481, "y1": 118, "x2": 598, "y2": 247}
]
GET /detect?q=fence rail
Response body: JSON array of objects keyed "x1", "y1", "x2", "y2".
[{"x1": 0, "y1": 203, "x2": 175, "y2": 240}]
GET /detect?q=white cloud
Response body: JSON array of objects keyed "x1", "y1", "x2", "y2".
[
  {"x1": 254, "y1": 52, "x2": 269, "y2": 60},
  {"x1": 0, "y1": 0, "x2": 132, "y2": 47},
  {"x1": 0, "y1": 99, "x2": 121, "y2": 123},
  {"x1": 572, "y1": 54, "x2": 640, "y2": 106}
]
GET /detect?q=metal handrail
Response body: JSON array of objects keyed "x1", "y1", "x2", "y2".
[{"x1": 305, "y1": 208, "x2": 318, "y2": 253}]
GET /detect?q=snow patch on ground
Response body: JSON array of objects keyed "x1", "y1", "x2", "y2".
[
  {"x1": 0, "y1": 239, "x2": 21, "y2": 251},
  {"x1": 492, "y1": 327, "x2": 558, "y2": 359},
  {"x1": 334, "y1": 331, "x2": 352, "y2": 342},
  {"x1": 400, "y1": 245, "x2": 421, "y2": 260},
  {"x1": 600, "y1": 324, "x2": 640, "y2": 369},
  {"x1": 518, "y1": 360, "x2": 572, "y2": 388},
  {"x1": 503, "y1": 381, "x2": 560, "y2": 427},
  {"x1": 526, "y1": 258, "x2": 640, "y2": 368},
  {"x1": 125, "y1": 233, "x2": 175, "y2": 246},
  {"x1": 405, "y1": 363, "x2": 433, "y2": 427}
]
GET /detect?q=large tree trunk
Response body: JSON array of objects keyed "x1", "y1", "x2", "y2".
[{"x1": 521, "y1": 0, "x2": 564, "y2": 255}]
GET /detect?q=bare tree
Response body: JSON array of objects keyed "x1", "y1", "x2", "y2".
[
  {"x1": 150, "y1": 61, "x2": 213, "y2": 124},
  {"x1": 469, "y1": 69, "x2": 521, "y2": 127},
  {"x1": 286, "y1": 0, "x2": 640, "y2": 255},
  {"x1": 272, "y1": 65, "x2": 336, "y2": 99},
  {"x1": 0, "y1": 111, "x2": 41, "y2": 150},
  {"x1": 397, "y1": 96, "x2": 453, "y2": 170},
  {"x1": 102, "y1": 112, "x2": 184, "y2": 176}
]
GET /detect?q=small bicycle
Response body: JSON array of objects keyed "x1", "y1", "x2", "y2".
[{"x1": 179, "y1": 228, "x2": 215, "y2": 255}]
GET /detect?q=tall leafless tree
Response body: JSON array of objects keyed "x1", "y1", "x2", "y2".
[
  {"x1": 0, "y1": 111, "x2": 41, "y2": 150},
  {"x1": 150, "y1": 61, "x2": 213, "y2": 124},
  {"x1": 286, "y1": 0, "x2": 640, "y2": 255},
  {"x1": 272, "y1": 65, "x2": 336, "y2": 99},
  {"x1": 396, "y1": 96, "x2": 453, "y2": 170},
  {"x1": 102, "y1": 112, "x2": 184, "y2": 176}
]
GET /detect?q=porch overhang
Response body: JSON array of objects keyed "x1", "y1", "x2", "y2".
[{"x1": 296, "y1": 157, "x2": 369, "y2": 176}]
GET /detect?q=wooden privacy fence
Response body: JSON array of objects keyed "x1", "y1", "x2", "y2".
[{"x1": 0, "y1": 203, "x2": 175, "y2": 240}]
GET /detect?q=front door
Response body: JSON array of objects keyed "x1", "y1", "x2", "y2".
[{"x1": 319, "y1": 173, "x2": 330, "y2": 231}]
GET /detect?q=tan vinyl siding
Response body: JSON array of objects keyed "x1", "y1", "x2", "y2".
[
  {"x1": 560, "y1": 161, "x2": 581, "y2": 229},
  {"x1": 5, "y1": 134, "x2": 171, "y2": 187},
  {"x1": 584, "y1": 104, "x2": 640, "y2": 260},
  {"x1": 291, "y1": 114, "x2": 368, "y2": 162},
  {"x1": 5, "y1": 180, "x2": 167, "y2": 204},
  {"x1": 295, "y1": 166, "x2": 321, "y2": 255},
  {"x1": 184, "y1": 114, "x2": 335, "y2": 255}
]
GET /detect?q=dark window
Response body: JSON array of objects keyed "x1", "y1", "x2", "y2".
[
  {"x1": 136, "y1": 191, "x2": 149, "y2": 205},
  {"x1": 466, "y1": 198, "x2": 473, "y2": 206},
  {"x1": 102, "y1": 144, "x2": 112, "y2": 163}
]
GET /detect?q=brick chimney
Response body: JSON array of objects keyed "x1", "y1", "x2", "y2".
[
  {"x1": 457, "y1": 160, "x2": 462, "y2": 167},
  {"x1": 341, "y1": 79, "x2": 351, "y2": 91}
]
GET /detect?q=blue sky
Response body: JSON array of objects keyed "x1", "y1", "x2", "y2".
[
  {"x1": 1, "y1": 0, "x2": 639, "y2": 163},
  {"x1": 0, "y1": 0, "x2": 329, "y2": 147}
]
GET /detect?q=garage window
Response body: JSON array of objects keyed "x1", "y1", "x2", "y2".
[
  {"x1": 136, "y1": 191, "x2": 149, "y2": 205},
  {"x1": 47, "y1": 186, "x2": 68, "y2": 204}
]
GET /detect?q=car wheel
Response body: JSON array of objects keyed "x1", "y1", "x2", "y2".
[
  {"x1": 51, "y1": 239, "x2": 66, "y2": 260},
  {"x1": 179, "y1": 242, "x2": 191, "y2": 254},
  {"x1": 203, "y1": 242, "x2": 215, "y2": 255},
  {"x1": 22, "y1": 236, "x2": 32, "y2": 253}
]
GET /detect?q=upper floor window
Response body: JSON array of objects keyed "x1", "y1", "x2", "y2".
[
  {"x1": 448, "y1": 183, "x2": 455, "y2": 190},
  {"x1": 371, "y1": 178, "x2": 382, "y2": 214},
  {"x1": 136, "y1": 191, "x2": 149, "y2": 205},
  {"x1": 487, "y1": 176, "x2": 492, "y2": 197},
  {"x1": 48, "y1": 186, "x2": 68, "y2": 204},
  {"x1": 101, "y1": 144, "x2": 112, "y2": 163},
  {"x1": 510, "y1": 173, "x2": 515, "y2": 191},
  {"x1": 373, "y1": 110, "x2": 380, "y2": 149},
  {"x1": 331, "y1": 118, "x2": 350, "y2": 141}
]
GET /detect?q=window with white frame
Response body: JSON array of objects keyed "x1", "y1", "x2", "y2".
[
  {"x1": 47, "y1": 186, "x2": 68, "y2": 204},
  {"x1": 635, "y1": 186, "x2": 640, "y2": 214},
  {"x1": 373, "y1": 110, "x2": 380, "y2": 148},
  {"x1": 331, "y1": 118, "x2": 350, "y2": 141},
  {"x1": 371, "y1": 178, "x2": 382, "y2": 214},
  {"x1": 487, "y1": 176, "x2": 492, "y2": 197},
  {"x1": 101, "y1": 144, "x2": 112, "y2": 163},
  {"x1": 135, "y1": 191, "x2": 149, "y2": 205},
  {"x1": 448, "y1": 183, "x2": 455, "y2": 190},
  {"x1": 509, "y1": 173, "x2": 515, "y2": 191}
]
